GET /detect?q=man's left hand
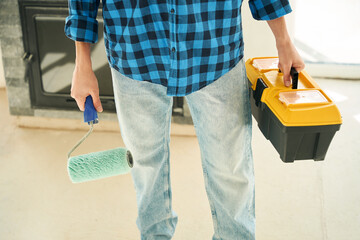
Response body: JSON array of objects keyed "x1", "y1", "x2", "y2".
[
  {"x1": 267, "y1": 16, "x2": 305, "y2": 87},
  {"x1": 276, "y1": 39, "x2": 305, "y2": 87}
]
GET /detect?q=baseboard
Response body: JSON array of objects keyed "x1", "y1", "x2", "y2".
[{"x1": 14, "y1": 115, "x2": 197, "y2": 137}]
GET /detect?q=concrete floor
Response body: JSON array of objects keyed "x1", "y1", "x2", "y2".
[{"x1": 0, "y1": 78, "x2": 359, "y2": 240}]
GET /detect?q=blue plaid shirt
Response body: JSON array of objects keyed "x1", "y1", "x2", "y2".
[{"x1": 65, "y1": 0, "x2": 292, "y2": 96}]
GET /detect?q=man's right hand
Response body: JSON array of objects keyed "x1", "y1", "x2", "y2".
[
  {"x1": 71, "y1": 41, "x2": 103, "y2": 112},
  {"x1": 70, "y1": 65, "x2": 103, "y2": 112}
]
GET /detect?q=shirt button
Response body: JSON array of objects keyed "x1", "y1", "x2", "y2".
[
  {"x1": 172, "y1": 47, "x2": 175, "y2": 52},
  {"x1": 170, "y1": 8, "x2": 175, "y2": 14}
]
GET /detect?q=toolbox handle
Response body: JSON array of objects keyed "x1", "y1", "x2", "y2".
[
  {"x1": 278, "y1": 67, "x2": 299, "y2": 89},
  {"x1": 290, "y1": 67, "x2": 299, "y2": 89}
]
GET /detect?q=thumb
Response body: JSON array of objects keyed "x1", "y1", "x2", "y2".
[
  {"x1": 90, "y1": 92, "x2": 103, "y2": 112},
  {"x1": 283, "y1": 72, "x2": 291, "y2": 87},
  {"x1": 280, "y1": 64, "x2": 291, "y2": 87}
]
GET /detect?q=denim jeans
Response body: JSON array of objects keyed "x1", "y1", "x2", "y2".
[{"x1": 110, "y1": 58, "x2": 255, "y2": 240}]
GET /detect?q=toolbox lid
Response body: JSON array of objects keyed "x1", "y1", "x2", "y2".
[
  {"x1": 279, "y1": 90, "x2": 329, "y2": 106},
  {"x1": 252, "y1": 58, "x2": 279, "y2": 71}
]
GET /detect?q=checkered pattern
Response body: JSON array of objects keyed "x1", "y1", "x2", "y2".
[
  {"x1": 249, "y1": 0, "x2": 292, "y2": 20},
  {"x1": 65, "y1": 0, "x2": 292, "y2": 96}
]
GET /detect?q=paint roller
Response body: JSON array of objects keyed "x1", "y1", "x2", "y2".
[{"x1": 67, "y1": 95, "x2": 133, "y2": 183}]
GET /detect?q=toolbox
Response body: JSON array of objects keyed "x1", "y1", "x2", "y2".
[{"x1": 245, "y1": 57, "x2": 342, "y2": 163}]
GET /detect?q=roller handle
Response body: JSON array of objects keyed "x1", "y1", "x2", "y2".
[
  {"x1": 67, "y1": 95, "x2": 98, "y2": 159},
  {"x1": 278, "y1": 67, "x2": 299, "y2": 89},
  {"x1": 84, "y1": 95, "x2": 99, "y2": 125}
]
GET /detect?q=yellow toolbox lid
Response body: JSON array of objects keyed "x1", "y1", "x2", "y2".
[{"x1": 246, "y1": 57, "x2": 342, "y2": 127}]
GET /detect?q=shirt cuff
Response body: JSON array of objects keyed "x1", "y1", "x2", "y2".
[
  {"x1": 248, "y1": 0, "x2": 292, "y2": 21},
  {"x1": 64, "y1": 15, "x2": 98, "y2": 43}
]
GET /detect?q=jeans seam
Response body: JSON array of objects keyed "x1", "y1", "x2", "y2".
[
  {"x1": 163, "y1": 100, "x2": 173, "y2": 232},
  {"x1": 201, "y1": 160, "x2": 221, "y2": 239},
  {"x1": 186, "y1": 98, "x2": 222, "y2": 239}
]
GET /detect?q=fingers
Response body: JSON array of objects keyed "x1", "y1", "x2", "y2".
[
  {"x1": 71, "y1": 90, "x2": 103, "y2": 112},
  {"x1": 90, "y1": 91, "x2": 103, "y2": 112},
  {"x1": 279, "y1": 62, "x2": 305, "y2": 87},
  {"x1": 71, "y1": 94, "x2": 103, "y2": 112},
  {"x1": 73, "y1": 96, "x2": 86, "y2": 111}
]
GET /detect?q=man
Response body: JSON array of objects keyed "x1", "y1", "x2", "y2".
[{"x1": 65, "y1": 0, "x2": 304, "y2": 239}]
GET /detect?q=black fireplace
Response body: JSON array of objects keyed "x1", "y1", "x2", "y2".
[{"x1": 18, "y1": 0, "x2": 185, "y2": 116}]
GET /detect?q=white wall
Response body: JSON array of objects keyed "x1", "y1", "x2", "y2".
[
  {"x1": 0, "y1": 41, "x2": 5, "y2": 88},
  {"x1": 242, "y1": 0, "x2": 296, "y2": 60}
]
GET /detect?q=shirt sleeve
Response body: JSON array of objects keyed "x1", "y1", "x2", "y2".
[
  {"x1": 248, "y1": 0, "x2": 292, "y2": 21},
  {"x1": 64, "y1": 0, "x2": 100, "y2": 43}
]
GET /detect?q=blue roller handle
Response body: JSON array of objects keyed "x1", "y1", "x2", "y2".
[{"x1": 84, "y1": 95, "x2": 99, "y2": 125}]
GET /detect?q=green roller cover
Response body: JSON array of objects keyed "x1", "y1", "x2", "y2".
[{"x1": 67, "y1": 147, "x2": 133, "y2": 183}]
